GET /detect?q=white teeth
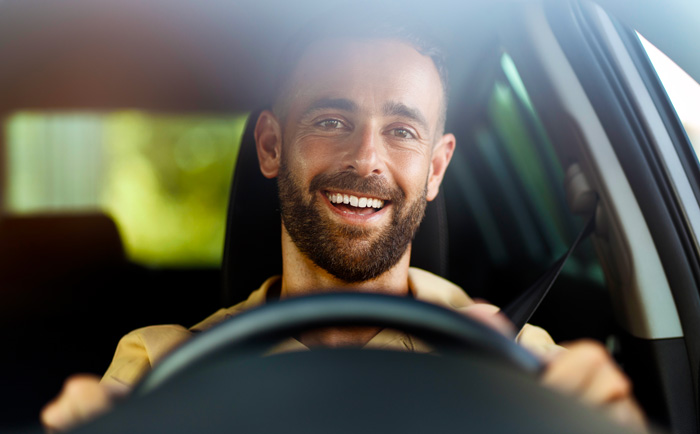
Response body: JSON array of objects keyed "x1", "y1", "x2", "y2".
[{"x1": 326, "y1": 192, "x2": 385, "y2": 209}]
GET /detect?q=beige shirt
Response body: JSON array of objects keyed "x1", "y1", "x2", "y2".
[{"x1": 101, "y1": 268, "x2": 558, "y2": 388}]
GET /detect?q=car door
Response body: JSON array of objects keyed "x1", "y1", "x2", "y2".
[{"x1": 506, "y1": 0, "x2": 700, "y2": 432}]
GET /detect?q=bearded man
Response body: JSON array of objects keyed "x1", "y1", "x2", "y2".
[{"x1": 41, "y1": 13, "x2": 646, "y2": 432}]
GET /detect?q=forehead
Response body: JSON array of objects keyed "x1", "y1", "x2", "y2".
[{"x1": 286, "y1": 38, "x2": 444, "y2": 125}]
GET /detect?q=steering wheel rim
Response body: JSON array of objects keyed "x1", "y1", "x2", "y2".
[{"x1": 136, "y1": 293, "x2": 543, "y2": 394}]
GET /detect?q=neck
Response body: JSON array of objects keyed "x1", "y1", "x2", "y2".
[{"x1": 279, "y1": 225, "x2": 412, "y2": 348}]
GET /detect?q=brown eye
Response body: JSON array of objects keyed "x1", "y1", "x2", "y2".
[
  {"x1": 317, "y1": 119, "x2": 344, "y2": 129},
  {"x1": 392, "y1": 128, "x2": 414, "y2": 139}
]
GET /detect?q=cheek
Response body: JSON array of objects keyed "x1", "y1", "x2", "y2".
[
  {"x1": 284, "y1": 138, "x2": 338, "y2": 183},
  {"x1": 387, "y1": 151, "x2": 432, "y2": 192}
]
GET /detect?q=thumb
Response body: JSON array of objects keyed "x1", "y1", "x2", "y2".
[{"x1": 456, "y1": 303, "x2": 516, "y2": 339}]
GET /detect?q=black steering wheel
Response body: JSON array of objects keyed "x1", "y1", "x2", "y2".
[
  {"x1": 72, "y1": 293, "x2": 640, "y2": 434},
  {"x1": 136, "y1": 292, "x2": 542, "y2": 394}
]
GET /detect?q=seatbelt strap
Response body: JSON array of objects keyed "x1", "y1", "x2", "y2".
[{"x1": 501, "y1": 209, "x2": 597, "y2": 332}]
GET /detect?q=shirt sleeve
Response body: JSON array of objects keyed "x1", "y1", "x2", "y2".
[{"x1": 100, "y1": 325, "x2": 193, "y2": 389}]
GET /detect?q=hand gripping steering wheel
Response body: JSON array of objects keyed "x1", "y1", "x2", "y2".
[{"x1": 74, "y1": 293, "x2": 637, "y2": 434}]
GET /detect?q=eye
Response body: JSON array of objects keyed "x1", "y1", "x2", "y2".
[
  {"x1": 391, "y1": 128, "x2": 416, "y2": 139},
  {"x1": 317, "y1": 119, "x2": 345, "y2": 129}
]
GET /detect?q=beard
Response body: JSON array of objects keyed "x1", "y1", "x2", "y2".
[{"x1": 277, "y1": 159, "x2": 427, "y2": 283}]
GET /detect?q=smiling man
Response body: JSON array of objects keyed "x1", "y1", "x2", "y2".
[
  {"x1": 42, "y1": 13, "x2": 646, "y2": 432},
  {"x1": 269, "y1": 38, "x2": 452, "y2": 294},
  {"x1": 255, "y1": 37, "x2": 457, "y2": 349}
]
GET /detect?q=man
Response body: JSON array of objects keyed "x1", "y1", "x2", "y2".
[{"x1": 41, "y1": 13, "x2": 646, "y2": 432}]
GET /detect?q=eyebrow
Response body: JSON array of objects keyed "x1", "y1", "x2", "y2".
[
  {"x1": 301, "y1": 98, "x2": 358, "y2": 118},
  {"x1": 300, "y1": 98, "x2": 430, "y2": 133},
  {"x1": 383, "y1": 102, "x2": 429, "y2": 133}
]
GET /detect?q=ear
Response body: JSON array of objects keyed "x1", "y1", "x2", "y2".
[
  {"x1": 254, "y1": 110, "x2": 283, "y2": 179},
  {"x1": 426, "y1": 133, "x2": 456, "y2": 201}
]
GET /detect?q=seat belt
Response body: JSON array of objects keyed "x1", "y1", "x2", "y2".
[{"x1": 501, "y1": 209, "x2": 597, "y2": 332}]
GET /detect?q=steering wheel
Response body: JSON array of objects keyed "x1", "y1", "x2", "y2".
[
  {"x1": 136, "y1": 292, "x2": 542, "y2": 395},
  {"x1": 72, "y1": 293, "x2": 639, "y2": 434}
]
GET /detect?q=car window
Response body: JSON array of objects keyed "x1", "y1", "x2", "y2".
[
  {"x1": 446, "y1": 48, "x2": 606, "y2": 331},
  {"x1": 638, "y1": 34, "x2": 700, "y2": 154},
  {"x1": 4, "y1": 111, "x2": 248, "y2": 266}
]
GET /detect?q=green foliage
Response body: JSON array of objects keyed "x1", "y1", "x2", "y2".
[
  {"x1": 102, "y1": 112, "x2": 247, "y2": 267},
  {"x1": 5, "y1": 110, "x2": 248, "y2": 267}
]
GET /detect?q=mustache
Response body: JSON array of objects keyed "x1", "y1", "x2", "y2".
[{"x1": 308, "y1": 171, "x2": 404, "y2": 202}]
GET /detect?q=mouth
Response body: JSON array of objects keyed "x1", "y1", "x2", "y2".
[{"x1": 323, "y1": 190, "x2": 388, "y2": 216}]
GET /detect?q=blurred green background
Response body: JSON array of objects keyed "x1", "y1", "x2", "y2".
[{"x1": 5, "y1": 111, "x2": 248, "y2": 266}]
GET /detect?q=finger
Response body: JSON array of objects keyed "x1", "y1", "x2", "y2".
[
  {"x1": 41, "y1": 374, "x2": 112, "y2": 432},
  {"x1": 457, "y1": 303, "x2": 516, "y2": 338},
  {"x1": 470, "y1": 298, "x2": 491, "y2": 304},
  {"x1": 41, "y1": 399, "x2": 66, "y2": 433},
  {"x1": 580, "y1": 358, "x2": 631, "y2": 405},
  {"x1": 541, "y1": 340, "x2": 606, "y2": 397},
  {"x1": 41, "y1": 379, "x2": 90, "y2": 432},
  {"x1": 516, "y1": 325, "x2": 564, "y2": 361},
  {"x1": 541, "y1": 340, "x2": 646, "y2": 430}
]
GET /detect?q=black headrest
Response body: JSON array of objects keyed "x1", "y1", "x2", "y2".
[{"x1": 221, "y1": 111, "x2": 449, "y2": 306}]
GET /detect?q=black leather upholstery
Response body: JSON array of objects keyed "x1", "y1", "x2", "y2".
[{"x1": 221, "y1": 110, "x2": 449, "y2": 306}]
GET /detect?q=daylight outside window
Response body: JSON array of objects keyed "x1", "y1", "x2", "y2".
[
  {"x1": 4, "y1": 112, "x2": 248, "y2": 267},
  {"x1": 638, "y1": 34, "x2": 700, "y2": 153}
]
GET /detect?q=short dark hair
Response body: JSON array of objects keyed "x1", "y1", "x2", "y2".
[{"x1": 272, "y1": 5, "x2": 449, "y2": 134}]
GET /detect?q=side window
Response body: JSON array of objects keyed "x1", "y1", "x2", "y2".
[
  {"x1": 638, "y1": 34, "x2": 700, "y2": 153},
  {"x1": 446, "y1": 50, "x2": 605, "y2": 321},
  {"x1": 4, "y1": 111, "x2": 248, "y2": 266}
]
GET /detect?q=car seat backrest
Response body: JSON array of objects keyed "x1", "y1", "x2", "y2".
[
  {"x1": 0, "y1": 212, "x2": 126, "y2": 318},
  {"x1": 221, "y1": 110, "x2": 450, "y2": 306}
]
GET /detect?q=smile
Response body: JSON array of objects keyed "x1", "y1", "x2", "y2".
[
  {"x1": 324, "y1": 190, "x2": 387, "y2": 216},
  {"x1": 325, "y1": 191, "x2": 385, "y2": 209}
]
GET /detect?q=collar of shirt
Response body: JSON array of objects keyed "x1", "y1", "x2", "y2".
[{"x1": 190, "y1": 268, "x2": 473, "y2": 354}]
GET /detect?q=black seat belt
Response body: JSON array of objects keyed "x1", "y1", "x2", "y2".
[{"x1": 501, "y1": 208, "x2": 597, "y2": 332}]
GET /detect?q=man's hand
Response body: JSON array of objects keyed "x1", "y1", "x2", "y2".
[
  {"x1": 459, "y1": 304, "x2": 646, "y2": 430},
  {"x1": 542, "y1": 340, "x2": 646, "y2": 429},
  {"x1": 40, "y1": 374, "x2": 129, "y2": 433},
  {"x1": 457, "y1": 303, "x2": 516, "y2": 338}
]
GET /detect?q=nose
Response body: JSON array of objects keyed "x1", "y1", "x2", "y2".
[{"x1": 343, "y1": 125, "x2": 385, "y2": 177}]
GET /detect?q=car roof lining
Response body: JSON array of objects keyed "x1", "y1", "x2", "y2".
[
  {"x1": 0, "y1": 0, "x2": 695, "y2": 114},
  {"x1": 0, "y1": 0, "x2": 512, "y2": 114}
]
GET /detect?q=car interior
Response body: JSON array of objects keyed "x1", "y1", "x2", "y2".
[{"x1": 1, "y1": 0, "x2": 700, "y2": 433}]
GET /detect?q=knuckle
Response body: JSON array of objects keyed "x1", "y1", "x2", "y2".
[
  {"x1": 575, "y1": 340, "x2": 609, "y2": 366},
  {"x1": 40, "y1": 402, "x2": 57, "y2": 424},
  {"x1": 610, "y1": 374, "x2": 632, "y2": 398},
  {"x1": 62, "y1": 374, "x2": 100, "y2": 399}
]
